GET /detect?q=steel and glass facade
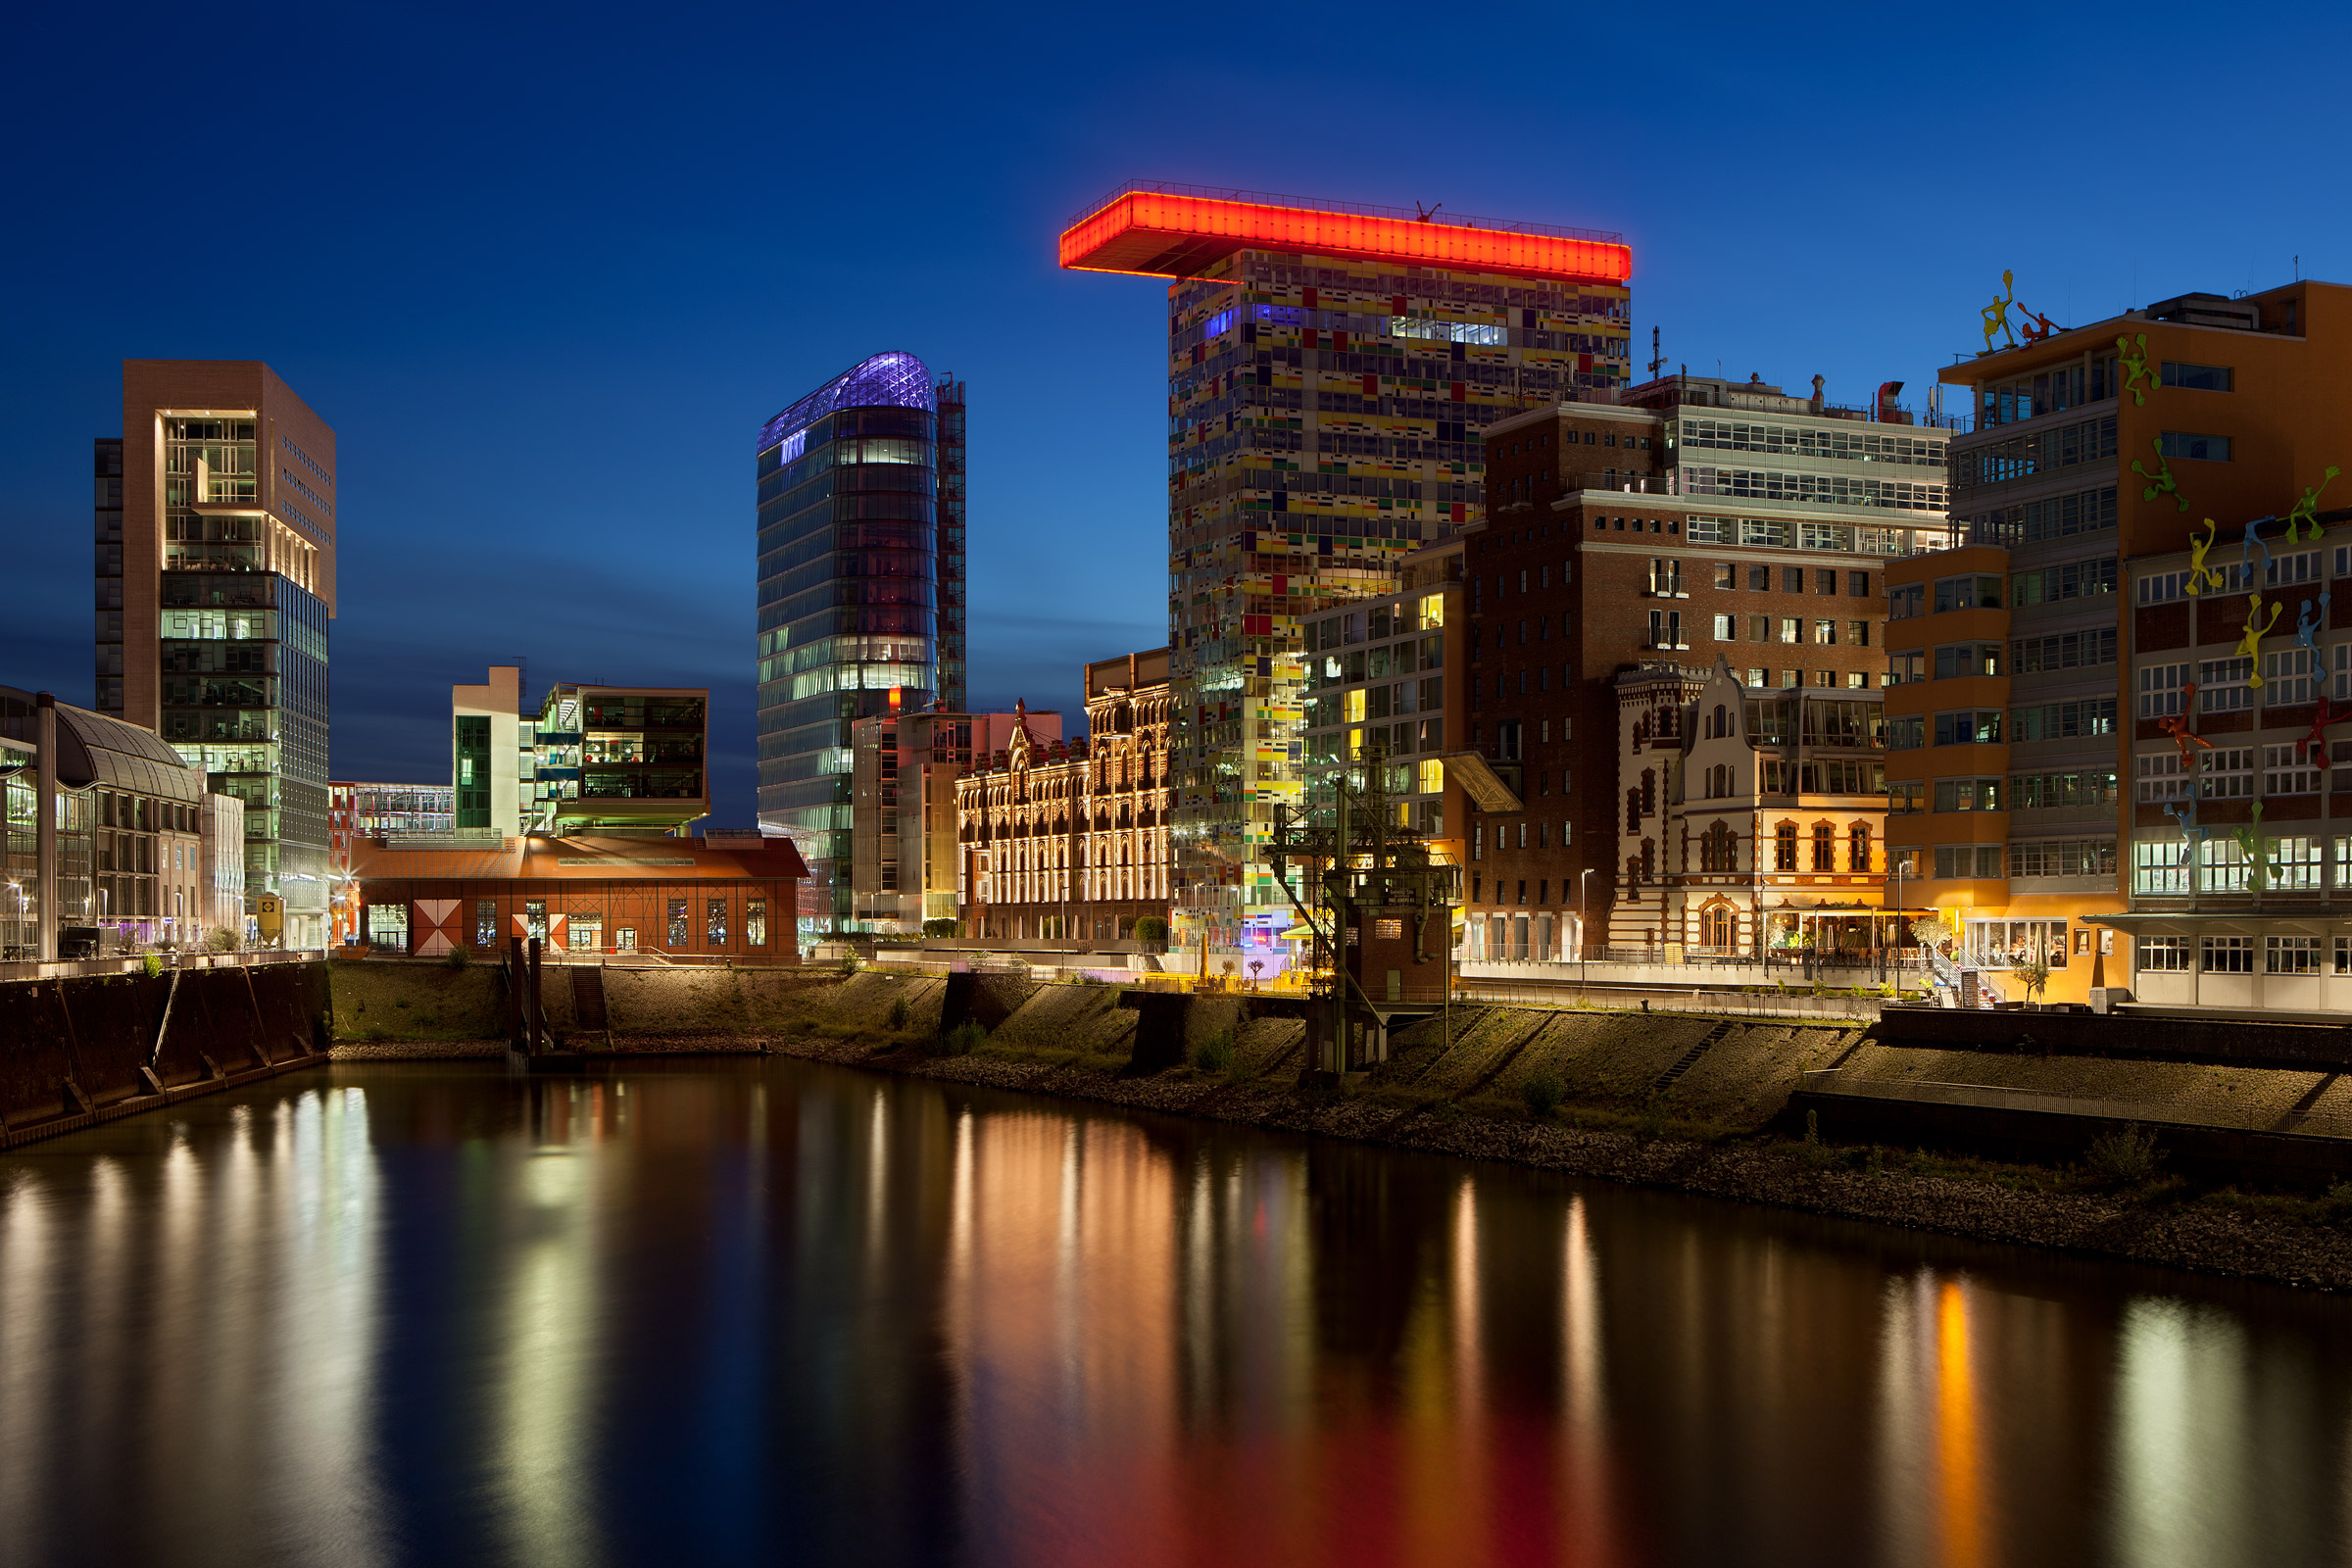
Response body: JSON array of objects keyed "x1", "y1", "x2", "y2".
[
  {"x1": 108, "y1": 363, "x2": 337, "y2": 950},
  {"x1": 755, "y1": 352, "x2": 964, "y2": 934},
  {"x1": 1060, "y1": 183, "x2": 1633, "y2": 950}
]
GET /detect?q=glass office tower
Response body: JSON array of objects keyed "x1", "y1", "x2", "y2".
[
  {"x1": 755, "y1": 352, "x2": 963, "y2": 936},
  {"x1": 108, "y1": 362, "x2": 337, "y2": 949}
]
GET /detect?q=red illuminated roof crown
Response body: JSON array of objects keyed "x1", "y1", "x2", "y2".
[{"x1": 1059, "y1": 181, "x2": 1630, "y2": 286}]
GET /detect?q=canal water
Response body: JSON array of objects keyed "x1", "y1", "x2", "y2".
[{"x1": 4, "y1": 1060, "x2": 2352, "y2": 1568}]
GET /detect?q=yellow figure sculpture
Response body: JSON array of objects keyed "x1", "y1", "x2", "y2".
[
  {"x1": 1981, "y1": 271, "x2": 2017, "y2": 352},
  {"x1": 2240, "y1": 593, "x2": 2282, "y2": 685},
  {"x1": 2185, "y1": 517, "x2": 2221, "y2": 595},
  {"x1": 2286, "y1": 465, "x2": 2343, "y2": 543}
]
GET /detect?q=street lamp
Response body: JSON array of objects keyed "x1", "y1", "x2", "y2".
[{"x1": 1579, "y1": 867, "x2": 1595, "y2": 992}]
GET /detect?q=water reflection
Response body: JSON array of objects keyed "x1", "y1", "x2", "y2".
[{"x1": 5, "y1": 1059, "x2": 2352, "y2": 1566}]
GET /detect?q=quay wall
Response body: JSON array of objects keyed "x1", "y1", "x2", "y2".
[{"x1": 0, "y1": 964, "x2": 334, "y2": 1149}]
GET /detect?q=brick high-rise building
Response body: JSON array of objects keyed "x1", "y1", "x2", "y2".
[
  {"x1": 1059, "y1": 182, "x2": 1633, "y2": 954},
  {"x1": 106, "y1": 362, "x2": 337, "y2": 949},
  {"x1": 1452, "y1": 371, "x2": 1953, "y2": 959}
]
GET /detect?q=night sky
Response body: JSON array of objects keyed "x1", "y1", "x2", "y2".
[{"x1": 4, "y1": 0, "x2": 2345, "y2": 828}]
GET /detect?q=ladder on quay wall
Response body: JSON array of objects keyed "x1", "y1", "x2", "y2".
[{"x1": 570, "y1": 964, "x2": 611, "y2": 1045}]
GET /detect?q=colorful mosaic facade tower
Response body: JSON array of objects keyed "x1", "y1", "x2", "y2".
[{"x1": 1059, "y1": 183, "x2": 1633, "y2": 948}]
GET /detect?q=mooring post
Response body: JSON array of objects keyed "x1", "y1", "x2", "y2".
[{"x1": 527, "y1": 937, "x2": 544, "y2": 1052}]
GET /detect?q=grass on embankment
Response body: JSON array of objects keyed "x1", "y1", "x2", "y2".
[{"x1": 330, "y1": 960, "x2": 506, "y2": 1041}]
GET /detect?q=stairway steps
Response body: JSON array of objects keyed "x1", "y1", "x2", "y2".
[
  {"x1": 1651, "y1": 1021, "x2": 1734, "y2": 1093},
  {"x1": 570, "y1": 965, "x2": 611, "y2": 1031}
]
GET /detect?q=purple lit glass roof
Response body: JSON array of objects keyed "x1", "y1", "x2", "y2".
[{"x1": 756, "y1": 351, "x2": 935, "y2": 454}]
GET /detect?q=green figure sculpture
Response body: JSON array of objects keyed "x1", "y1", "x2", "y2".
[
  {"x1": 2117, "y1": 333, "x2": 2157, "y2": 406},
  {"x1": 2132, "y1": 440, "x2": 2188, "y2": 513}
]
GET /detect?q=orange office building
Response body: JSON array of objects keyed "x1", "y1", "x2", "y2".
[{"x1": 1890, "y1": 281, "x2": 2352, "y2": 1008}]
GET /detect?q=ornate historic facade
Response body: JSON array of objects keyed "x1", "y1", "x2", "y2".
[{"x1": 956, "y1": 651, "x2": 1172, "y2": 942}]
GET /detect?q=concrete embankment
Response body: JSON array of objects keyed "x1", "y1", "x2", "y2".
[
  {"x1": 764, "y1": 972, "x2": 2352, "y2": 1293},
  {"x1": 0, "y1": 962, "x2": 333, "y2": 1150},
  {"x1": 324, "y1": 957, "x2": 842, "y2": 1056}
]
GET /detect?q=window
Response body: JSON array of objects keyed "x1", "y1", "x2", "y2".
[
  {"x1": 2007, "y1": 839, "x2": 2117, "y2": 878},
  {"x1": 2201, "y1": 935, "x2": 2254, "y2": 973},
  {"x1": 1933, "y1": 777, "x2": 2001, "y2": 811},
  {"x1": 2161, "y1": 362, "x2": 2233, "y2": 393},
  {"x1": 2012, "y1": 557, "x2": 2117, "y2": 606},
  {"x1": 1887, "y1": 846, "x2": 1924, "y2": 878},
  {"x1": 1783, "y1": 567, "x2": 1803, "y2": 593},
  {"x1": 2268, "y1": 935, "x2": 2322, "y2": 974},
  {"x1": 1773, "y1": 822, "x2": 1798, "y2": 871},
  {"x1": 524, "y1": 900, "x2": 548, "y2": 942},
  {"x1": 2265, "y1": 743, "x2": 2322, "y2": 795},
  {"x1": 1887, "y1": 780, "x2": 1925, "y2": 813},
  {"x1": 2133, "y1": 840, "x2": 2189, "y2": 895},
  {"x1": 1848, "y1": 822, "x2": 1871, "y2": 872},
  {"x1": 1847, "y1": 621, "x2": 1870, "y2": 648},
  {"x1": 1889, "y1": 583, "x2": 1925, "y2": 619},
  {"x1": 2138, "y1": 662, "x2": 2188, "y2": 718},
  {"x1": 2011, "y1": 698, "x2": 2117, "y2": 741},
  {"x1": 1849, "y1": 572, "x2": 1871, "y2": 597},
  {"x1": 1813, "y1": 619, "x2": 1838, "y2": 645},
  {"x1": 1712, "y1": 612, "x2": 1737, "y2": 641},
  {"x1": 366, "y1": 903, "x2": 410, "y2": 952},
  {"x1": 707, "y1": 898, "x2": 728, "y2": 947},
  {"x1": 1886, "y1": 715, "x2": 1925, "y2": 750},
  {"x1": 2199, "y1": 746, "x2": 2255, "y2": 799},
  {"x1": 475, "y1": 899, "x2": 497, "y2": 950},
  {"x1": 2271, "y1": 550, "x2": 2324, "y2": 589},
  {"x1": 1969, "y1": 485, "x2": 2119, "y2": 547},
  {"x1": 1778, "y1": 617, "x2": 1800, "y2": 643},
  {"x1": 1934, "y1": 845, "x2": 2003, "y2": 878},
  {"x1": 1934, "y1": 575, "x2": 2002, "y2": 612},
  {"x1": 1746, "y1": 614, "x2": 1772, "y2": 642},
  {"x1": 2158, "y1": 431, "x2": 2231, "y2": 463},
  {"x1": 2139, "y1": 937, "x2": 2192, "y2": 972},
  {"x1": 2264, "y1": 648, "x2": 2315, "y2": 707},
  {"x1": 2015, "y1": 629, "x2": 2117, "y2": 673},
  {"x1": 2274, "y1": 837, "x2": 2325, "y2": 890},
  {"x1": 1935, "y1": 644, "x2": 2001, "y2": 679},
  {"x1": 1886, "y1": 651, "x2": 1926, "y2": 685},
  {"x1": 2200, "y1": 837, "x2": 2250, "y2": 894},
  {"x1": 2012, "y1": 770, "x2": 2119, "y2": 808},
  {"x1": 667, "y1": 899, "x2": 689, "y2": 948},
  {"x1": 1714, "y1": 563, "x2": 1736, "y2": 589},
  {"x1": 1934, "y1": 711, "x2": 2002, "y2": 746},
  {"x1": 1811, "y1": 822, "x2": 1835, "y2": 870},
  {"x1": 1748, "y1": 564, "x2": 1770, "y2": 591}
]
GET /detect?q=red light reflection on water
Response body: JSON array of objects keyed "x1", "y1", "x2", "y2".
[{"x1": 941, "y1": 1109, "x2": 1632, "y2": 1568}]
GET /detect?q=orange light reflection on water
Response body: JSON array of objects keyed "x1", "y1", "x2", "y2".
[{"x1": 942, "y1": 1119, "x2": 1632, "y2": 1568}]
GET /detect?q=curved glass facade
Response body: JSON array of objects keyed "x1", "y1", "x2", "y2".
[{"x1": 755, "y1": 352, "x2": 962, "y2": 935}]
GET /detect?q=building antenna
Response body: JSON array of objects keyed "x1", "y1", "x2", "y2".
[{"x1": 1648, "y1": 325, "x2": 1665, "y2": 378}]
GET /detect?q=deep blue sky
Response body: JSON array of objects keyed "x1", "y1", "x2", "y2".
[{"x1": 4, "y1": 1, "x2": 2346, "y2": 827}]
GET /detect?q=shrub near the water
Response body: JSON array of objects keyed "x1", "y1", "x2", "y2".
[
  {"x1": 1519, "y1": 1069, "x2": 1563, "y2": 1119},
  {"x1": 2084, "y1": 1124, "x2": 2163, "y2": 1186},
  {"x1": 936, "y1": 1020, "x2": 987, "y2": 1055},
  {"x1": 1192, "y1": 1030, "x2": 1235, "y2": 1074},
  {"x1": 888, "y1": 995, "x2": 911, "y2": 1030}
]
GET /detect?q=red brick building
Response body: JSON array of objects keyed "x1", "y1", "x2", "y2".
[{"x1": 353, "y1": 834, "x2": 807, "y2": 961}]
